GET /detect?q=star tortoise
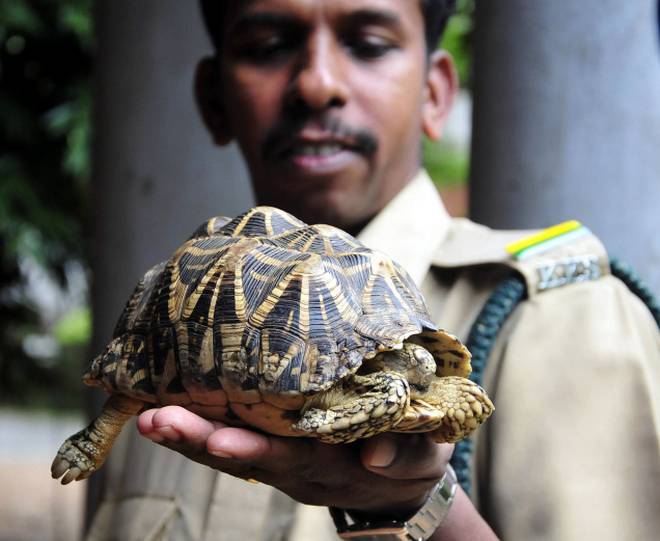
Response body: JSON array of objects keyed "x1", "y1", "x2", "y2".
[{"x1": 52, "y1": 206, "x2": 494, "y2": 484}]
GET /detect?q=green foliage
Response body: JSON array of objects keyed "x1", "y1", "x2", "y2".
[
  {"x1": 0, "y1": 2, "x2": 45, "y2": 36},
  {"x1": 423, "y1": 139, "x2": 469, "y2": 189},
  {"x1": 0, "y1": 0, "x2": 93, "y2": 410},
  {"x1": 54, "y1": 306, "x2": 91, "y2": 346},
  {"x1": 424, "y1": 0, "x2": 475, "y2": 189},
  {"x1": 441, "y1": 0, "x2": 475, "y2": 88}
]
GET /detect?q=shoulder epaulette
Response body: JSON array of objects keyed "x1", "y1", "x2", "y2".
[
  {"x1": 432, "y1": 218, "x2": 610, "y2": 297},
  {"x1": 505, "y1": 220, "x2": 609, "y2": 295}
]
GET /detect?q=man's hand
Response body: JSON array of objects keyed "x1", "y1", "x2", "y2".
[{"x1": 136, "y1": 405, "x2": 452, "y2": 516}]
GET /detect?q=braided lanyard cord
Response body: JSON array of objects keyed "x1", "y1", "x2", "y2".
[
  {"x1": 450, "y1": 275, "x2": 526, "y2": 494},
  {"x1": 450, "y1": 258, "x2": 660, "y2": 495},
  {"x1": 609, "y1": 258, "x2": 660, "y2": 327}
]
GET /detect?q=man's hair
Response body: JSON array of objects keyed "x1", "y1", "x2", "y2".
[{"x1": 200, "y1": 0, "x2": 456, "y2": 55}]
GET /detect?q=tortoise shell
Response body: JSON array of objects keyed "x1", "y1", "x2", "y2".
[{"x1": 86, "y1": 206, "x2": 471, "y2": 434}]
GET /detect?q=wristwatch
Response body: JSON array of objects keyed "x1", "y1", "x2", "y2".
[{"x1": 329, "y1": 465, "x2": 458, "y2": 541}]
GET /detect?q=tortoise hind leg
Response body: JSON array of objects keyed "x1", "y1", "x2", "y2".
[
  {"x1": 294, "y1": 372, "x2": 410, "y2": 444},
  {"x1": 51, "y1": 394, "x2": 144, "y2": 484}
]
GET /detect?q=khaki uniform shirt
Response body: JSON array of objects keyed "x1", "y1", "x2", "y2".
[{"x1": 87, "y1": 171, "x2": 660, "y2": 541}]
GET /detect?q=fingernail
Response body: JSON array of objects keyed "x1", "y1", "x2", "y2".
[
  {"x1": 143, "y1": 431, "x2": 164, "y2": 443},
  {"x1": 369, "y1": 439, "x2": 397, "y2": 468},
  {"x1": 208, "y1": 448, "x2": 234, "y2": 459},
  {"x1": 155, "y1": 425, "x2": 181, "y2": 442}
]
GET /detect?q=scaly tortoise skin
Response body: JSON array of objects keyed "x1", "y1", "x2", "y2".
[{"x1": 52, "y1": 206, "x2": 494, "y2": 484}]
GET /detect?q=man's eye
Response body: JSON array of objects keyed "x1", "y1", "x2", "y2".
[
  {"x1": 346, "y1": 37, "x2": 395, "y2": 60},
  {"x1": 234, "y1": 37, "x2": 294, "y2": 63}
]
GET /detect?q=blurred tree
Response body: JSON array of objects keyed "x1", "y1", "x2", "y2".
[{"x1": 0, "y1": 0, "x2": 93, "y2": 409}]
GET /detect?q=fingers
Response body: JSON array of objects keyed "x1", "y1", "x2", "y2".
[
  {"x1": 137, "y1": 406, "x2": 224, "y2": 451},
  {"x1": 361, "y1": 433, "x2": 454, "y2": 481},
  {"x1": 137, "y1": 406, "x2": 314, "y2": 477},
  {"x1": 136, "y1": 407, "x2": 454, "y2": 513},
  {"x1": 138, "y1": 408, "x2": 451, "y2": 484},
  {"x1": 137, "y1": 406, "x2": 264, "y2": 481},
  {"x1": 196, "y1": 418, "x2": 348, "y2": 479},
  {"x1": 205, "y1": 426, "x2": 269, "y2": 459}
]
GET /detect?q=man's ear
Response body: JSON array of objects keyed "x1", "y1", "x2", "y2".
[
  {"x1": 422, "y1": 50, "x2": 459, "y2": 141},
  {"x1": 194, "y1": 57, "x2": 233, "y2": 146}
]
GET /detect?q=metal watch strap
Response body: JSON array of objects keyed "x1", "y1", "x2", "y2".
[{"x1": 330, "y1": 465, "x2": 458, "y2": 541}]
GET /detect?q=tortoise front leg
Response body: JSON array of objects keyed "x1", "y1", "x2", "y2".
[
  {"x1": 51, "y1": 394, "x2": 145, "y2": 484},
  {"x1": 395, "y1": 377, "x2": 494, "y2": 443},
  {"x1": 294, "y1": 372, "x2": 410, "y2": 444}
]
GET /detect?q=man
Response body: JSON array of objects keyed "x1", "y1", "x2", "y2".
[{"x1": 87, "y1": 1, "x2": 660, "y2": 540}]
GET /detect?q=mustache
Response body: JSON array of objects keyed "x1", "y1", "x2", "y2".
[{"x1": 261, "y1": 115, "x2": 379, "y2": 161}]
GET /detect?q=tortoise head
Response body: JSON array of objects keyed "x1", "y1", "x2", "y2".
[
  {"x1": 406, "y1": 329, "x2": 472, "y2": 379},
  {"x1": 364, "y1": 342, "x2": 437, "y2": 387}
]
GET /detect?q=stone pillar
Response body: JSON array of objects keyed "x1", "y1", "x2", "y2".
[
  {"x1": 87, "y1": 0, "x2": 252, "y2": 526},
  {"x1": 470, "y1": 0, "x2": 660, "y2": 293}
]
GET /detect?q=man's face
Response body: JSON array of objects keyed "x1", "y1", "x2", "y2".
[{"x1": 200, "y1": 0, "x2": 449, "y2": 231}]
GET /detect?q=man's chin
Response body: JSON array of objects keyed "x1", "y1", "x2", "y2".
[
  {"x1": 262, "y1": 190, "x2": 369, "y2": 231},
  {"x1": 254, "y1": 165, "x2": 371, "y2": 224}
]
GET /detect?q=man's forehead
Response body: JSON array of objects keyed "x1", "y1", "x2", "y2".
[{"x1": 225, "y1": 0, "x2": 421, "y2": 27}]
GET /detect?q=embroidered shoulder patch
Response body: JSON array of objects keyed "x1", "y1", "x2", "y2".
[{"x1": 535, "y1": 255, "x2": 601, "y2": 291}]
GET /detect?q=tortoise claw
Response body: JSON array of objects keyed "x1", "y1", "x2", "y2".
[
  {"x1": 51, "y1": 432, "x2": 98, "y2": 484},
  {"x1": 51, "y1": 395, "x2": 144, "y2": 485}
]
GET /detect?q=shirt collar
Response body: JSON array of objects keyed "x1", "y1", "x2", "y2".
[{"x1": 357, "y1": 170, "x2": 452, "y2": 285}]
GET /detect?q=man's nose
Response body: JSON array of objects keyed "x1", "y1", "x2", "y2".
[{"x1": 286, "y1": 34, "x2": 349, "y2": 111}]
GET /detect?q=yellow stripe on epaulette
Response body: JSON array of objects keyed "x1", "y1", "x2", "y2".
[{"x1": 506, "y1": 220, "x2": 588, "y2": 261}]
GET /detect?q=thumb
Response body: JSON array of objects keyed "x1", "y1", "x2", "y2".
[{"x1": 361, "y1": 433, "x2": 453, "y2": 481}]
